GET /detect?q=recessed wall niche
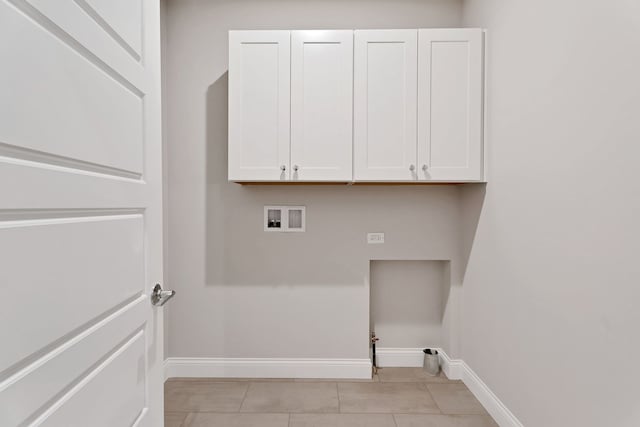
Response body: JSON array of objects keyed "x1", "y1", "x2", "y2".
[{"x1": 370, "y1": 260, "x2": 449, "y2": 363}]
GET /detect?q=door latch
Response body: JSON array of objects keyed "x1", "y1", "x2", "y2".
[{"x1": 151, "y1": 283, "x2": 175, "y2": 306}]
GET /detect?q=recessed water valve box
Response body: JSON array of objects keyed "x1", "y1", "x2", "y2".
[{"x1": 264, "y1": 206, "x2": 306, "y2": 232}]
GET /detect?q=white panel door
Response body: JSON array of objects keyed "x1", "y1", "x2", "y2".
[
  {"x1": 81, "y1": 0, "x2": 143, "y2": 59},
  {"x1": 0, "y1": 0, "x2": 165, "y2": 426},
  {"x1": 291, "y1": 30, "x2": 353, "y2": 181},
  {"x1": 418, "y1": 29, "x2": 484, "y2": 181},
  {"x1": 229, "y1": 31, "x2": 291, "y2": 181},
  {"x1": 354, "y1": 30, "x2": 418, "y2": 181}
]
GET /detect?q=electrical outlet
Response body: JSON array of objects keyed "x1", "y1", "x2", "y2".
[{"x1": 367, "y1": 232, "x2": 385, "y2": 244}]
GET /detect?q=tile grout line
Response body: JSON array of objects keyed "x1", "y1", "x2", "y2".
[
  {"x1": 177, "y1": 410, "x2": 296, "y2": 414},
  {"x1": 422, "y1": 382, "x2": 443, "y2": 415},
  {"x1": 336, "y1": 382, "x2": 342, "y2": 414},
  {"x1": 238, "y1": 381, "x2": 251, "y2": 413},
  {"x1": 288, "y1": 412, "x2": 398, "y2": 415},
  {"x1": 178, "y1": 412, "x2": 192, "y2": 427}
]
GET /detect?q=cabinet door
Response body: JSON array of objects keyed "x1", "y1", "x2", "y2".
[
  {"x1": 291, "y1": 30, "x2": 353, "y2": 181},
  {"x1": 418, "y1": 29, "x2": 483, "y2": 181},
  {"x1": 228, "y1": 31, "x2": 290, "y2": 181},
  {"x1": 354, "y1": 30, "x2": 418, "y2": 181}
]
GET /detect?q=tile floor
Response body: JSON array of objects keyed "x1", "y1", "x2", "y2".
[{"x1": 165, "y1": 368, "x2": 498, "y2": 427}]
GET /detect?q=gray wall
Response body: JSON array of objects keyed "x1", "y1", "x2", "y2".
[
  {"x1": 164, "y1": 0, "x2": 465, "y2": 360},
  {"x1": 461, "y1": 1, "x2": 640, "y2": 426}
]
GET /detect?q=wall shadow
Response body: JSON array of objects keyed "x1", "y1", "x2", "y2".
[
  {"x1": 204, "y1": 71, "x2": 230, "y2": 286},
  {"x1": 459, "y1": 183, "x2": 487, "y2": 283},
  {"x1": 203, "y1": 72, "x2": 365, "y2": 287}
]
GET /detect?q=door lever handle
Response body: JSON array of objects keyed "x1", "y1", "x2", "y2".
[{"x1": 151, "y1": 283, "x2": 175, "y2": 306}]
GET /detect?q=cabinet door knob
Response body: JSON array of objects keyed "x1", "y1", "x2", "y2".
[
  {"x1": 409, "y1": 164, "x2": 415, "y2": 172},
  {"x1": 422, "y1": 164, "x2": 428, "y2": 171},
  {"x1": 280, "y1": 165, "x2": 286, "y2": 171},
  {"x1": 293, "y1": 165, "x2": 299, "y2": 172}
]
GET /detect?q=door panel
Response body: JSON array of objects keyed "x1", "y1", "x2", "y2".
[
  {"x1": 291, "y1": 30, "x2": 353, "y2": 181},
  {"x1": 23, "y1": 0, "x2": 145, "y2": 86},
  {"x1": 228, "y1": 31, "x2": 290, "y2": 181},
  {"x1": 0, "y1": 0, "x2": 164, "y2": 426},
  {"x1": 354, "y1": 30, "x2": 417, "y2": 181},
  {"x1": 418, "y1": 29, "x2": 483, "y2": 181},
  {"x1": 0, "y1": 214, "x2": 144, "y2": 373},
  {"x1": 38, "y1": 332, "x2": 147, "y2": 427},
  {"x1": 0, "y1": 1, "x2": 144, "y2": 175},
  {"x1": 0, "y1": 298, "x2": 146, "y2": 426},
  {"x1": 80, "y1": 0, "x2": 143, "y2": 59},
  {"x1": 0, "y1": 159, "x2": 147, "y2": 208}
]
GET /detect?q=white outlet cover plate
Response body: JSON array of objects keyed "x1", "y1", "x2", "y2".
[{"x1": 367, "y1": 232, "x2": 385, "y2": 244}]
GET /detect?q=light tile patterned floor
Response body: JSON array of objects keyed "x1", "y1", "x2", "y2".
[{"x1": 164, "y1": 368, "x2": 498, "y2": 427}]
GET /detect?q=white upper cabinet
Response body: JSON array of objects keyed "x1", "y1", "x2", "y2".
[
  {"x1": 291, "y1": 30, "x2": 353, "y2": 181},
  {"x1": 228, "y1": 31, "x2": 290, "y2": 181},
  {"x1": 418, "y1": 29, "x2": 484, "y2": 181},
  {"x1": 228, "y1": 29, "x2": 485, "y2": 183},
  {"x1": 354, "y1": 30, "x2": 418, "y2": 181}
]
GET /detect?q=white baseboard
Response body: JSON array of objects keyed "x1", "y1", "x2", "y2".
[
  {"x1": 375, "y1": 348, "x2": 425, "y2": 367},
  {"x1": 375, "y1": 348, "x2": 465, "y2": 380},
  {"x1": 437, "y1": 348, "x2": 464, "y2": 379},
  {"x1": 164, "y1": 357, "x2": 372, "y2": 381},
  {"x1": 438, "y1": 350, "x2": 524, "y2": 427}
]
